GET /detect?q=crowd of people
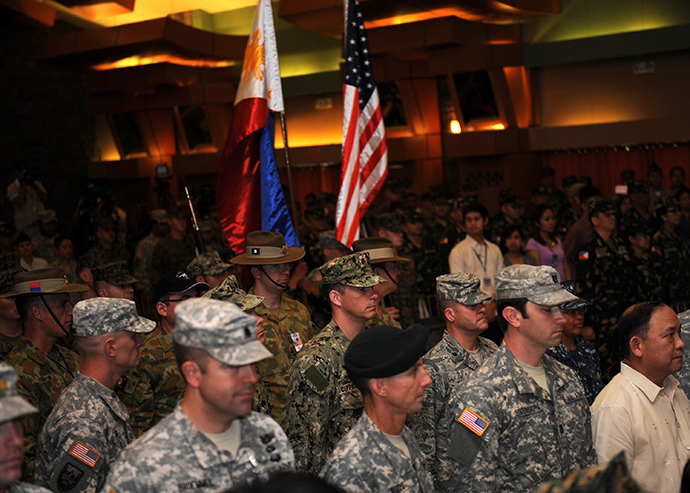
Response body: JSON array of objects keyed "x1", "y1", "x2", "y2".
[{"x1": 0, "y1": 162, "x2": 690, "y2": 493}]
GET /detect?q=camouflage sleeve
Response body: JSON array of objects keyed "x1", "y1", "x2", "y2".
[
  {"x1": 406, "y1": 362, "x2": 442, "y2": 479},
  {"x1": 13, "y1": 370, "x2": 40, "y2": 482},
  {"x1": 284, "y1": 355, "x2": 333, "y2": 475},
  {"x1": 320, "y1": 457, "x2": 370, "y2": 493},
  {"x1": 41, "y1": 433, "x2": 107, "y2": 493},
  {"x1": 442, "y1": 389, "x2": 499, "y2": 493}
]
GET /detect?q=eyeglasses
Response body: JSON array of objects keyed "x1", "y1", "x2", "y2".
[
  {"x1": 562, "y1": 307, "x2": 587, "y2": 316},
  {"x1": 161, "y1": 295, "x2": 194, "y2": 304}
]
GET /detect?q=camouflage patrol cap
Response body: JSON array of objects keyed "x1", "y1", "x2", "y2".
[
  {"x1": 151, "y1": 209, "x2": 167, "y2": 224},
  {"x1": 0, "y1": 363, "x2": 37, "y2": 423},
  {"x1": 494, "y1": 264, "x2": 580, "y2": 307},
  {"x1": 679, "y1": 309, "x2": 690, "y2": 333},
  {"x1": 559, "y1": 280, "x2": 592, "y2": 312},
  {"x1": 588, "y1": 199, "x2": 616, "y2": 217},
  {"x1": 202, "y1": 275, "x2": 264, "y2": 312},
  {"x1": 186, "y1": 251, "x2": 232, "y2": 277},
  {"x1": 77, "y1": 251, "x2": 107, "y2": 272},
  {"x1": 0, "y1": 268, "x2": 23, "y2": 296},
  {"x1": 319, "y1": 252, "x2": 385, "y2": 288},
  {"x1": 373, "y1": 213, "x2": 403, "y2": 233},
  {"x1": 173, "y1": 298, "x2": 271, "y2": 366},
  {"x1": 92, "y1": 260, "x2": 137, "y2": 285},
  {"x1": 73, "y1": 298, "x2": 155, "y2": 337},
  {"x1": 436, "y1": 273, "x2": 492, "y2": 305}
]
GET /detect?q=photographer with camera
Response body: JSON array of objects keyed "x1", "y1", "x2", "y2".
[{"x1": 7, "y1": 163, "x2": 48, "y2": 238}]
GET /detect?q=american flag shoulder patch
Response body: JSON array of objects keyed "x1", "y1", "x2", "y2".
[
  {"x1": 70, "y1": 441, "x2": 100, "y2": 467},
  {"x1": 458, "y1": 407, "x2": 489, "y2": 436}
]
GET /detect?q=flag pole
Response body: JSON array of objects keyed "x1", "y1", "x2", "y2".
[{"x1": 279, "y1": 111, "x2": 301, "y2": 244}]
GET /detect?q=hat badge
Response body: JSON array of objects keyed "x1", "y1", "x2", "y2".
[
  {"x1": 552, "y1": 274, "x2": 558, "y2": 284},
  {"x1": 176, "y1": 272, "x2": 189, "y2": 280},
  {"x1": 252, "y1": 248, "x2": 260, "y2": 255}
]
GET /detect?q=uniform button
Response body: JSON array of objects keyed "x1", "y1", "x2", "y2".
[{"x1": 686, "y1": 446, "x2": 690, "y2": 451}]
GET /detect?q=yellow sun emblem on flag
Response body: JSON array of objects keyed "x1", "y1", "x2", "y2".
[{"x1": 241, "y1": 28, "x2": 266, "y2": 86}]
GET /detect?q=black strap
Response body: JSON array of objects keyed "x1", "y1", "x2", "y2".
[{"x1": 39, "y1": 294, "x2": 69, "y2": 336}]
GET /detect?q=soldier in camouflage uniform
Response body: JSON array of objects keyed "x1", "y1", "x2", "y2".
[
  {"x1": 35, "y1": 298, "x2": 154, "y2": 493},
  {"x1": 231, "y1": 231, "x2": 316, "y2": 426},
  {"x1": 443, "y1": 265, "x2": 597, "y2": 493},
  {"x1": 150, "y1": 204, "x2": 197, "y2": 288},
  {"x1": 2, "y1": 267, "x2": 88, "y2": 481},
  {"x1": 320, "y1": 324, "x2": 434, "y2": 493},
  {"x1": 116, "y1": 271, "x2": 208, "y2": 437},
  {"x1": 619, "y1": 217, "x2": 664, "y2": 303},
  {"x1": 31, "y1": 210, "x2": 58, "y2": 264},
  {"x1": 576, "y1": 199, "x2": 635, "y2": 382},
  {"x1": 352, "y1": 237, "x2": 410, "y2": 329},
  {"x1": 133, "y1": 209, "x2": 168, "y2": 314},
  {"x1": 675, "y1": 309, "x2": 690, "y2": 398},
  {"x1": 0, "y1": 363, "x2": 52, "y2": 493},
  {"x1": 100, "y1": 298, "x2": 294, "y2": 493},
  {"x1": 487, "y1": 191, "x2": 528, "y2": 246},
  {"x1": 92, "y1": 260, "x2": 137, "y2": 301},
  {"x1": 285, "y1": 252, "x2": 384, "y2": 475},
  {"x1": 186, "y1": 250, "x2": 233, "y2": 290},
  {"x1": 202, "y1": 275, "x2": 270, "y2": 415},
  {"x1": 407, "y1": 273, "x2": 497, "y2": 488},
  {"x1": 0, "y1": 263, "x2": 23, "y2": 360},
  {"x1": 651, "y1": 196, "x2": 690, "y2": 303}
]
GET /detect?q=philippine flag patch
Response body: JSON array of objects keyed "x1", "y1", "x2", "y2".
[
  {"x1": 578, "y1": 251, "x2": 589, "y2": 260},
  {"x1": 458, "y1": 407, "x2": 489, "y2": 436},
  {"x1": 652, "y1": 246, "x2": 662, "y2": 255}
]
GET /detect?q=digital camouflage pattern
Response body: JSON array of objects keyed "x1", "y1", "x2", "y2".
[
  {"x1": 533, "y1": 452, "x2": 641, "y2": 493},
  {"x1": 173, "y1": 298, "x2": 271, "y2": 367},
  {"x1": 320, "y1": 414, "x2": 434, "y2": 493},
  {"x1": 149, "y1": 233, "x2": 197, "y2": 287},
  {"x1": 5, "y1": 338, "x2": 80, "y2": 481},
  {"x1": 7, "y1": 482, "x2": 51, "y2": 492},
  {"x1": 35, "y1": 374, "x2": 134, "y2": 493},
  {"x1": 651, "y1": 225, "x2": 690, "y2": 304},
  {"x1": 576, "y1": 231, "x2": 635, "y2": 381},
  {"x1": 676, "y1": 310, "x2": 690, "y2": 399},
  {"x1": 133, "y1": 232, "x2": 162, "y2": 296},
  {"x1": 186, "y1": 251, "x2": 232, "y2": 277},
  {"x1": 436, "y1": 272, "x2": 492, "y2": 304},
  {"x1": 442, "y1": 345, "x2": 597, "y2": 493},
  {"x1": 250, "y1": 289, "x2": 317, "y2": 425},
  {"x1": 319, "y1": 252, "x2": 384, "y2": 287},
  {"x1": 116, "y1": 324, "x2": 184, "y2": 437},
  {"x1": 86, "y1": 242, "x2": 129, "y2": 266},
  {"x1": 365, "y1": 301, "x2": 401, "y2": 329},
  {"x1": 91, "y1": 260, "x2": 136, "y2": 285},
  {"x1": 284, "y1": 319, "x2": 364, "y2": 475},
  {"x1": 407, "y1": 332, "x2": 497, "y2": 488},
  {"x1": 0, "y1": 266, "x2": 23, "y2": 359},
  {"x1": 100, "y1": 407, "x2": 295, "y2": 493},
  {"x1": 546, "y1": 338, "x2": 605, "y2": 405},
  {"x1": 253, "y1": 380, "x2": 272, "y2": 416},
  {"x1": 495, "y1": 264, "x2": 579, "y2": 306},
  {"x1": 0, "y1": 363, "x2": 37, "y2": 423},
  {"x1": 203, "y1": 275, "x2": 264, "y2": 311},
  {"x1": 72, "y1": 298, "x2": 155, "y2": 338}
]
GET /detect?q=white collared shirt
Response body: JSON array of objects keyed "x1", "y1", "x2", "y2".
[
  {"x1": 448, "y1": 236, "x2": 504, "y2": 296},
  {"x1": 591, "y1": 362, "x2": 690, "y2": 493}
]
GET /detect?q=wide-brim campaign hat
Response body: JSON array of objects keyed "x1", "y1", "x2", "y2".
[
  {"x1": 351, "y1": 237, "x2": 411, "y2": 264},
  {"x1": 0, "y1": 266, "x2": 88, "y2": 299},
  {"x1": 231, "y1": 231, "x2": 305, "y2": 266}
]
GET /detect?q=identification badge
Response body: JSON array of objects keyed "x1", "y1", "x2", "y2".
[
  {"x1": 291, "y1": 332, "x2": 303, "y2": 352},
  {"x1": 483, "y1": 277, "x2": 492, "y2": 288}
]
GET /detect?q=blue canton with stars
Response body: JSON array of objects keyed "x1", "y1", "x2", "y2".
[{"x1": 344, "y1": 0, "x2": 377, "y2": 110}]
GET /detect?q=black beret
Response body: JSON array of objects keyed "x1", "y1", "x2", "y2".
[{"x1": 345, "y1": 324, "x2": 428, "y2": 379}]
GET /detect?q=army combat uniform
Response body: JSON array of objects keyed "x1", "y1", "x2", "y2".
[
  {"x1": 320, "y1": 414, "x2": 434, "y2": 493},
  {"x1": 100, "y1": 408, "x2": 294, "y2": 493},
  {"x1": 652, "y1": 225, "x2": 690, "y2": 304},
  {"x1": 407, "y1": 332, "x2": 497, "y2": 486},
  {"x1": 116, "y1": 323, "x2": 185, "y2": 437},
  {"x1": 250, "y1": 290, "x2": 317, "y2": 426},
  {"x1": 576, "y1": 231, "x2": 634, "y2": 381},
  {"x1": 35, "y1": 374, "x2": 134, "y2": 493},
  {"x1": 5, "y1": 337, "x2": 80, "y2": 481},
  {"x1": 284, "y1": 319, "x2": 364, "y2": 475},
  {"x1": 629, "y1": 251, "x2": 664, "y2": 303},
  {"x1": 442, "y1": 345, "x2": 597, "y2": 493}
]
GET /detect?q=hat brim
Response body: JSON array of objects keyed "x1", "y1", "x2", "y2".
[
  {"x1": 341, "y1": 274, "x2": 386, "y2": 288},
  {"x1": 231, "y1": 247, "x2": 305, "y2": 265},
  {"x1": 102, "y1": 275, "x2": 138, "y2": 285},
  {"x1": 0, "y1": 282, "x2": 89, "y2": 299},
  {"x1": 528, "y1": 288, "x2": 580, "y2": 307},
  {"x1": 370, "y1": 255, "x2": 412, "y2": 264},
  {"x1": 204, "y1": 262, "x2": 233, "y2": 275},
  {"x1": 173, "y1": 281, "x2": 210, "y2": 295},
  {"x1": 462, "y1": 291, "x2": 493, "y2": 305},
  {"x1": 208, "y1": 339, "x2": 272, "y2": 366},
  {"x1": 0, "y1": 396, "x2": 38, "y2": 422},
  {"x1": 126, "y1": 316, "x2": 156, "y2": 334}
]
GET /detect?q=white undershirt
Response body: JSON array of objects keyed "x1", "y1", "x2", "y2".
[
  {"x1": 517, "y1": 360, "x2": 550, "y2": 394},
  {"x1": 203, "y1": 419, "x2": 241, "y2": 456},
  {"x1": 382, "y1": 431, "x2": 410, "y2": 458}
]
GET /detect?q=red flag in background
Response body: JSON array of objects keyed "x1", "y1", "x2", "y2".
[{"x1": 334, "y1": 0, "x2": 388, "y2": 248}]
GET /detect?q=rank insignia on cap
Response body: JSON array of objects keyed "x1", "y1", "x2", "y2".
[
  {"x1": 458, "y1": 407, "x2": 489, "y2": 436},
  {"x1": 252, "y1": 248, "x2": 260, "y2": 255},
  {"x1": 69, "y1": 442, "x2": 100, "y2": 467},
  {"x1": 578, "y1": 251, "x2": 589, "y2": 260}
]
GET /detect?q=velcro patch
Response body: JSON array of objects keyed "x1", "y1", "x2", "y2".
[
  {"x1": 57, "y1": 463, "x2": 83, "y2": 491},
  {"x1": 69, "y1": 441, "x2": 100, "y2": 467},
  {"x1": 304, "y1": 365, "x2": 329, "y2": 392},
  {"x1": 458, "y1": 407, "x2": 489, "y2": 436}
]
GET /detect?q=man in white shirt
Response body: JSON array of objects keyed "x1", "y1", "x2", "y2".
[
  {"x1": 448, "y1": 203, "x2": 504, "y2": 326},
  {"x1": 591, "y1": 301, "x2": 690, "y2": 493}
]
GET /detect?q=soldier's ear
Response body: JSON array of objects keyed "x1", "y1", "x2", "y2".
[
  {"x1": 329, "y1": 289, "x2": 342, "y2": 307},
  {"x1": 195, "y1": 275, "x2": 205, "y2": 284},
  {"x1": 104, "y1": 337, "x2": 116, "y2": 357},
  {"x1": 181, "y1": 361, "x2": 200, "y2": 387},
  {"x1": 156, "y1": 301, "x2": 168, "y2": 318},
  {"x1": 370, "y1": 378, "x2": 387, "y2": 398},
  {"x1": 443, "y1": 307, "x2": 455, "y2": 323},
  {"x1": 630, "y1": 335, "x2": 643, "y2": 359},
  {"x1": 31, "y1": 303, "x2": 43, "y2": 321},
  {"x1": 97, "y1": 288, "x2": 108, "y2": 298},
  {"x1": 502, "y1": 306, "x2": 520, "y2": 329}
]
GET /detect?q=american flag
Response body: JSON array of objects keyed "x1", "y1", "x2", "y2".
[
  {"x1": 70, "y1": 441, "x2": 100, "y2": 467},
  {"x1": 335, "y1": 0, "x2": 388, "y2": 248},
  {"x1": 458, "y1": 408, "x2": 489, "y2": 436}
]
